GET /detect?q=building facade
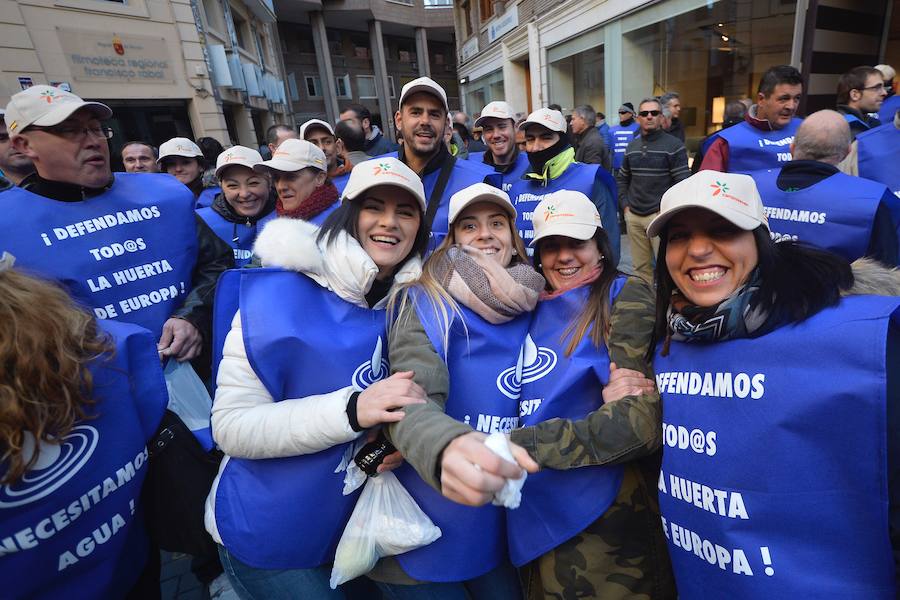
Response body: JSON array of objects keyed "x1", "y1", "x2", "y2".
[
  {"x1": 455, "y1": 0, "x2": 900, "y2": 149},
  {"x1": 276, "y1": 0, "x2": 457, "y2": 140},
  {"x1": 0, "y1": 0, "x2": 290, "y2": 166}
]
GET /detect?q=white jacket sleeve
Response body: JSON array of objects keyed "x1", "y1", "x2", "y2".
[{"x1": 212, "y1": 311, "x2": 363, "y2": 459}]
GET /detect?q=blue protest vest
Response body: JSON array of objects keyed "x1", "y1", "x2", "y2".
[
  {"x1": 858, "y1": 122, "x2": 900, "y2": 199},
  {"x1": 212, "y1": 269, "x2": 388, "y2": 569},
  {"x1": 610, "y1": 123, "x2": 640, "y2": 169},
  {"x1": 475, "y1": 151, "x2": 530, "y2": 193},
  {"x1": 878, "y1": 94, "x2": 900, "y2": 125},
  {"x1": 654, "y1": 295, "x2": 898, "y2": 599},
  {"x1": 195, "y1": 186, "x2": 220, "y2": 209},
  {"x1": 843, "y1": 112, "x2": 876, "y2": 132},
  {"x1": 393, "y1": 290, "x2": 531, "y2": 582},
  {"x1": 750, "y1": 169, "x2": 881, "y2": 260},
  {"x1": 715, "y1": 118, "x2": 801, "y2": 174},
  {"x1": 395, "y1": 151, "x2": 497, "y2": 253},
  {"x1": 332, "y1": 172, "x2": 350, "y2": 197},
  {"x1": 0, "y1": 320, "x2": 168, "y2": 600},
  {"x1": 508, "y1": 277, "x2": 627, "y2": 566},
  {"x1": 0, "y1": 173, "x2": 198, "y2": 339},
  {"x1": 508, "y1": 161, "x2": 619, "y2": 260},
  {"x1": 197, "y1": 206, "x2": 272, "y2": 268}
]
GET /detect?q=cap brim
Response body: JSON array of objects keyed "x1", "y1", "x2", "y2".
[
  {"x1": 646, "y1": 203, "x2": 763, "y2": 238},
  {"x1": 254, "y1": 159, "x2": 322, "y2": 173},
  {"x1": 474, "y1": 114, "x2": 513, "y2": 127},
  {"x1": 32, "y1": 101, "x2": 112, "y2": 127},
  {"x1": 401, "y1": 86, "x2": 449, "y2": 111},
  {"x1": 450, "y1": 194, "x2": 517, "y2": 225},
  {"x1": 530, "y1": 222, "x2": 598, "y2": 247},
  {"x1": 216, "y1": 161, "x2": 257, "y2": 179},
  {"x1": 343, "y1": 180, "x2": 427, "y2": 213},
  {"x1": 519, "y1": 120, "x2": 564, "y2": 134}
]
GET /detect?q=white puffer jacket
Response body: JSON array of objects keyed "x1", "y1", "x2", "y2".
[{"x1": 205, "y1": 217, "x2": 422, "y2": 543}]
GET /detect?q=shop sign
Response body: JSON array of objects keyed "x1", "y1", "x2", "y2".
[
  {"x1": 57, "y1": 28, "x2": 175, "y2": 84},
  {"x1": 488, "y1": 5, "x2": 518, "y2": 44},
  {"x1": 461, "y1": 37, "x2": 479, "y2": 62},
  {"x1": 50, "y1": 81, "x2": 72, "y2": 92},
  {"x1": 18, "y1": 77, "x2": 34, "y2": 90}
]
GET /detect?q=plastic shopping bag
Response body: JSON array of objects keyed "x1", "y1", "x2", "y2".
[
  {"x1": 163, "y1": 359, "x2": 214, "y2": 451},
  {"x1": 330, "y1": 471, "x2": 441, "y2": 588}
]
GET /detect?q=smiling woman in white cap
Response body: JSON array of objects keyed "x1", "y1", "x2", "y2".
[
  {"x1": 206, "y1": 156, "x2": 432, "y2": 598},
  {"x1": 506, "y1": 107, "x2": 620, "y2": 261},
  {"x1": 253, "y1": 137, "x2": 339, "y2": 224},
  {"x1": 646, "y1": 170, "x2": 900, "y2": 598},
  {"x1": 196, "y1": 146, "x2": 275, "y2": 268},
  {"x1": 371, "y1": 182, "x2": 543, "y2": 598},
  {"x1": 483, "y1": 189, "x2": 675, "y2": 600},
  {"x1": 157, "y1": 136, "x2": 221, "y2": 208}
]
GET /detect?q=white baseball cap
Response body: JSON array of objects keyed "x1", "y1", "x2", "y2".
[
  {"x1": 531, "y1": 191, "x2": 602, "y2": 247},
  {"x1": 299, "y1": 119, "x2": 334, "y2": 139},
  {"x1": 158, "y1": 137, "x2": 203, "y2": 163},
  {"x1": 646, "y1": 170, "x2": 769, "y2": 238},
  {"x1": 475, "y1": 101, "x2": 516, "y2": 127},
  {"x1": 342, "y1": 157, "x2": 427, "y2": 211},
  {"x1": 4, "y1": 85, "x2": 112, "y2": 135},
  {"x1": 519, "y1": 108, "x2": 566, "y2": 133},
  {"x1": 448, "y1": 183, "x2": 516, "y2": 226},
  {"x1": 399, "y1": 77, "x2": 449, "y2": 112},
  {"x1": 215, "y1": 145, "x2": 263, "y2": 179},
  {"x1": 254, "y1": 138, "x2": 327, "y2": 173}
]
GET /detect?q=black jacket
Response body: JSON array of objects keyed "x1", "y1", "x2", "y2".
[
  {"x1": 573, "y1": 126, "x2": 612, "y2": 171},
  {"x1": 836, "y1": 105, "x2": 882, "y2": 140}
]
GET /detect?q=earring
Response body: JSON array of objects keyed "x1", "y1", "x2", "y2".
[{"x1": 512, "y1": 249, "x2": 518, "y2": 255}]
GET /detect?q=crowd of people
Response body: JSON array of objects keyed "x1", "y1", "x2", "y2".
[{"x1": 0, "y1": 61, "x2": 898, "y2": 600}]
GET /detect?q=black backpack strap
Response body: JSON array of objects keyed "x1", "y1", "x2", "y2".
[{"x1": 424, "y1": 155, "x2": 457, "y2": 231}]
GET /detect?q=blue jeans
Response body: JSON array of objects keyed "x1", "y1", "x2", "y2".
[
  {"x1": 218, "y1": 545, "x2": 345, "y2": 600},
  {"x1": 375, "y1": 562, "x2": 522, "y2": 600}
]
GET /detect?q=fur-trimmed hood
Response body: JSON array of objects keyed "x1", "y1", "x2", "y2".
[
  {"x1": 252, "y1": 217, "x2": 422, "y2": 308},
  {"x1": 846, "y1": 258, "x2": 900, "y2": 297}
]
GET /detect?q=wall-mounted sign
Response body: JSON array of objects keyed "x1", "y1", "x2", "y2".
[
  {"x1": 488, "y1": 5, "x2": 519, "y2": 44},
  {"x1": 461, "y1": 36, "x2": 479, "y2": 63},
  {"x1": 57, "y1": 27, "x2": 175, "y2": 84},
  {"x1": 18, "y1": 77, "x2": 34, "y2": 90},
  {"x1": 50, "y1": 81, "x2": 72, "y2": 92}
]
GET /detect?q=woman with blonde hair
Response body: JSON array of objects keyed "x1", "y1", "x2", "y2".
[
  {"x1": 371, "y1": 183, "x2": 543, "y2": 598},
  {"x1": 0, "y1": 254, "x2": 169, "y2": 598}
]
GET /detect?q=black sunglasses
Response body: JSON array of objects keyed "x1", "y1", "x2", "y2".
[{"x1": 638, "y1": 110, "x2": 661, "y2": 117}]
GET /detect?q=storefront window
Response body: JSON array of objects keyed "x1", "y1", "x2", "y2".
[
  {"x1": 622, "y1": 0, "x2": 796, "y2": 143},
  {"x1": 548, "y1": 45, "x2": 604, "y2": 113},
  {"x1": 465, "y1": 70, "x2": 505, "y2": 114}
]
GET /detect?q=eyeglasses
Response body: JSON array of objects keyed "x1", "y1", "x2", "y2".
[
  {"x1": 860, "y1": 83, "x2": 886, "y2": 92},
  {"x1": 28, "y1": 125, "x2": 114, "y2": 141},
  {"x1": 638, "y1": 110, "x2": 661, "y2": 117},
  {"x1": 618, "y1": 111, "x2": 630, "y2": 115}
]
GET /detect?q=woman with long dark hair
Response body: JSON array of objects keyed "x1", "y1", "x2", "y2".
[
  {"x1": 647, "y1": 170, "x2": 899, "y2": 598},
  {"x1": 506, "y1": 190, "x2": 675, "y2": 599},
  {"x1": 206, "y1": 157, "x2": 431, "y2": 599}
]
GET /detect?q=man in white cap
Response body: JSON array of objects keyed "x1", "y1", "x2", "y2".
[
  {"x1": 469, "y1": 101, "x2": 529, "y2": 193},
  {"x1": 507, "y1": 107, "x2": 619, "y2": 260},
  {"x1": 0, "y1": 85, "x2": 232, "y2": 367},
  {"x1": 300, "y1": 118, "x2": 348, "y2": 182},
  {"x1": 0, "y1": 108, "x2": 34, "y2": 185},
  {"x1": 392, "y1": 76, "x2": 499, "y2": 251},
  {"x1": 158, "y1": 136, "x2": 220, "y2": 208}
]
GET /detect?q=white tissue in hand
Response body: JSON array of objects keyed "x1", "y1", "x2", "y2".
[{"x1": 483, "y1": 432, "x2": 526, "y2": 509}]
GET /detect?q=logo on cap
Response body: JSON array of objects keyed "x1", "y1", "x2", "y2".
[
  {"x1": 373, "y1": 161, "x2": 409, "y2": 181},
  {"x1": 542, "y1": 204, "x2": 575, "y2": 221},
  {"x1": 39, "y1": 90, "x2": 58, "y2": 104},
  {"x1": 710, "y1": 181, "x2": 748, "y2": 206},
  {"x1": 542, "y1": 113, "x2": 559, "y2": 125}
]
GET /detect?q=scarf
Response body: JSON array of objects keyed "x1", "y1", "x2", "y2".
[
  {"x1": 665, "y1": 268, "x2": 780, "y2": 348},
  {"x1": 526, "y1": 144, "x2": 575, "y2": 186},
  {"x1": 539, "y1": 265, "x2": 602, "y2": 301},
  {"x1": 431, "y1": 245, "x2": 545, "y2": 323},
  {"x1": 277, "y1": 181, "x2": 339, "y2": 221}
]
